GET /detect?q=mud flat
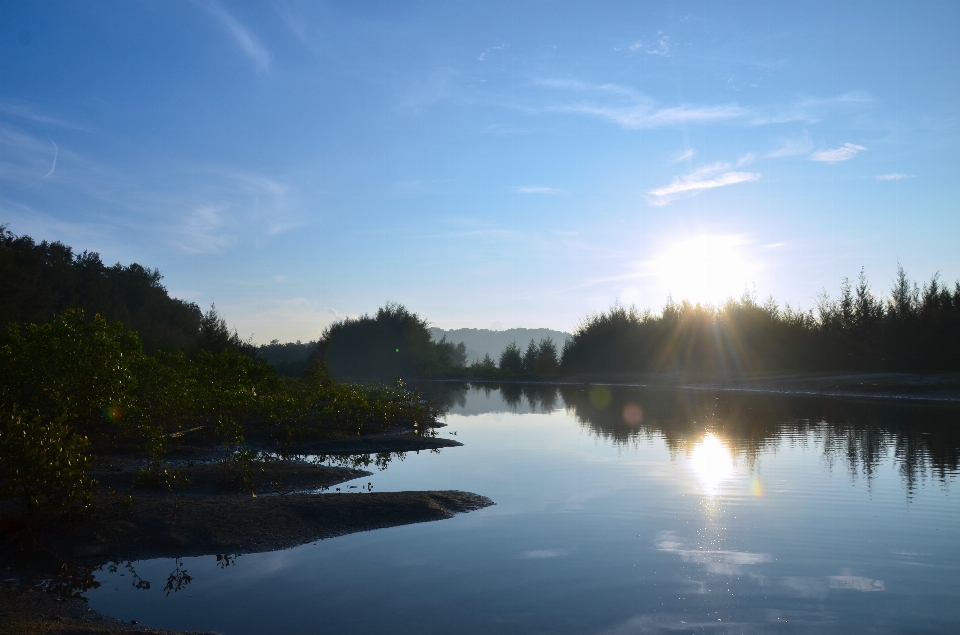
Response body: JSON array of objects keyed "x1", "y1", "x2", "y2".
[{"x1": 1, "y1": 435, "x2": 491, "y2": 635}]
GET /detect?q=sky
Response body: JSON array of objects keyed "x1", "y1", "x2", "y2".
[{"x1": 2, "y1": 1, "x2": 959, "y2": 343}]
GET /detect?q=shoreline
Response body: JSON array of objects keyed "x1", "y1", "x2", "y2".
[
  {"x1": 424, "y1": 372, "x2": 960, "y2": 404},
  {"x1": 0, "y1": 431, "x2": 491, "y2": 635}
]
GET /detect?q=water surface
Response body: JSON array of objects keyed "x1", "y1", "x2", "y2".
[{"x1": 86, "y1": 385, "x2": 960, "y2": 634}]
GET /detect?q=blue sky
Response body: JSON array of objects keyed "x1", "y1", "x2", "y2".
[{"x1": 2, "y1": 1, "x2": 958, "y2": 342}]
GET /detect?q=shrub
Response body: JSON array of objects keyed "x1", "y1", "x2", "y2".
[{"x1": 0, "y1": 408, "x2": 95, "y2": 524}]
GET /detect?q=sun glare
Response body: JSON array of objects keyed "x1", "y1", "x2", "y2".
[
  {"x1": 690, "y1": 433, "x2": 734, "y2": 495},
  {"x1": 651, "y1": 235, "x2": 758, "y2": 306}
]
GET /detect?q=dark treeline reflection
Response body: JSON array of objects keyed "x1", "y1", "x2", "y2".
[
  {"x1": 417, "y1": 381, "x2": 563, "y2": 415},
  {"x1": 418, "y1": 383, "x2": 960, "y2": 490},
  {"x1": 563, "y1": 386, "x2": 960, "y2": 491}
]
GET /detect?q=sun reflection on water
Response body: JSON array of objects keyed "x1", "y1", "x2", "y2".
[{"x1": 690, "y1": 433, "x2": 734, "y2": 495}]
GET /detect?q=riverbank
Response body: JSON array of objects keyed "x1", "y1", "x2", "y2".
[
  {"x1": 1, "y1": 430, "x2": 491, "y2": 635},
  {"x1": 445, "y1": 372, "x2": 960, "y2": 403}
]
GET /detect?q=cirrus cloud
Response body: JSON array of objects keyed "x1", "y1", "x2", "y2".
[
  {"x1": 647, "y1": 162, "x2": 760, "y2": 206},
  {"x1": 810, "y1": 143, "x2": 867, "y2": 163}
]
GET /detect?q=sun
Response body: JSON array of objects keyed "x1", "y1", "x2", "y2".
[{"x1": 651, "y1": 234, "x2": 758, "y2": 306}]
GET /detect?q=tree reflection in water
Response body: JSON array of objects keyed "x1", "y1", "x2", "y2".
[
  {"x1": 416, "y1": 381, "x2": 960, "y2": 491},
  {"x1": 558, "y1": 384, "x2": 960, "y2": 492}
]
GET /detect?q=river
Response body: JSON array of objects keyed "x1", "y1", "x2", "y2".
[{"x1": 85, "y1": 384, "x2": 960, "y2": 634}]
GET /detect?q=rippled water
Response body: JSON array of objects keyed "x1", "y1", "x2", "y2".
[{"x1": 85, "y1": 385, "x2": 960, "y2": 634}]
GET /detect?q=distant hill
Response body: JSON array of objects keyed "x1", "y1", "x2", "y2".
[{"x1": 429, "y1": 327, "x2": 571, "y2": 363}]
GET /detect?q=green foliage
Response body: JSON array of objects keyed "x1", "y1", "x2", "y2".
[
  {"x1": 470, "y1": 353, "x2": 498, "y2": 378},
  {"x1": 0, "y1": 307, "x2": 434, "y2": 528},
  {"x1": 498, "y1": 342, "x2": 523, "y2": 375},
  {"x1": 256, "y1": 339, "x2": 317, "y2": 377},
  {"x1": 562, "y1": 267, "x2": 960, "y2": 376},
  {"x1": 0, "y1": 226, "x2": 202, "y2": 353},
  {"x1": 314, "y1": 302, "x2": 466, "y2": 380},
  {"x1": 0, "y1": 408, "x2": 96, "y2": 523},
  {"x1": 492, "y1": 339, "x2": 560, "y2": 379},
  {"x1": 0, "y1": 310, "x2": 144, "y2": 431}
]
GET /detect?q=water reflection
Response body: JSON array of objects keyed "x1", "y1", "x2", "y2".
[
  {"x1": 415, "y1": 381, "x2": 960, "y2": 491},
  {"x1": 689, "y1": 433, "x2": 734, "y2": 495},
  {"x1": 81, "y1": 384, "x2": 960, "y2": 634},
  {"x1": 563, "y1": 385, "x2": 960, "y2": 492}
]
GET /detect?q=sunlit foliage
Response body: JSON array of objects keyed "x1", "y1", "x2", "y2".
[
  {"x1": 560, "y1": 266, "x2": 960, "y2": 376},
  {"x1": 0, "y1": 309, "x2": 433, "y2": 527}
]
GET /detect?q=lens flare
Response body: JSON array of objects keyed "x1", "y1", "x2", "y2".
[
  {"x1": 690, "y1": 433, "x2": 734, "y2": 495},
  {"x1": 751, "y1": 476, "x2": 764, "y2": 497},
  {"x1": 621, "y1": 402, "x2": 643, "y2": 426},
  {"x1": 589, "y1": 386, "x2": 612, "y2": 408}
]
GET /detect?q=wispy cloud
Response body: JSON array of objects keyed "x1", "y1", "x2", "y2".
[
  {"x1": 398, "y1": 69, "x2": 459, "y2": 114},
  {"x1": 534, "y1": 78, "x2": 639, "y2": 97},
  {"x1": 512, "y1": 186, "x2": 561, "y2": 194},
  {"x1": 536, "y1": 79, "x2": 746, "y2": 129},
  {"x1": 553, "y1": 102, "x2": 746, "y2": 129},
  {"x1": 669, "y1": 148, "x2": 695, "y2": 164},
  {"x1": 272, "y1": 0, "x2": 308, "y2": 43},
  {"x1": 647, "y1": 36, "x2": 670, "y2": 56},
  {"x1": 647, "y1": 161, "x2": 760, "y2": 206},
  {"x1": 0, "y1": 125, "x2": 68, "y2": 188},
  {"x1": 198, "y1": 0, "x2": 271, "y2": 72},
  {"x1": 528, "y1": 83, "x2": 870, "y2": 133},
  {"x1": 810, "y1": 143, "x2": 867, "y2": 163},
  {"x1": 15, "y1": 137, "x2": 58, "y2": 190},
  {"x1": 877, "y1": 173, "x2": 914, "y2": 181},
  {"x1": 752, "y1": 92, "x2": 874, "y2": 125},
  {"x1": 478, "y1": 44, "x2": 507, "y2": 61},
  {"x1": 766, "y1": 131, "x2": 814, "y2": 158},
  {"x1": 0, "y1": 101, "x2": 83, "y2": 130},
  {"x1": 174, "y1": 204, "x2": 238, "y2": 254},
  {"x1": 519, "y1": 549, "x2": 567, "y2": 559}
]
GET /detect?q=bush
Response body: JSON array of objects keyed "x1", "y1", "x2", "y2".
[{"x1": 0, "y1": 408, "x2": 95, "y2": 524}]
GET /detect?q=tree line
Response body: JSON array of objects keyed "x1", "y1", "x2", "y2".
[
  {"x1": 1, "y1": 226, "x2": 204, "y2": 354},
  {"x1": 0, "y1": 230, "x2": 436, "y2": 530},
  {"x1": 312, "y1": 268, "x2": 959, "y2": 381},
  {"x1": 560, "y1": 267, "x2": 960, "y2": 376}
]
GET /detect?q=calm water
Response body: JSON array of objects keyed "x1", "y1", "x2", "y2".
[{"x1": 85, "y1": 385, "x2": 960, "y2": 634}]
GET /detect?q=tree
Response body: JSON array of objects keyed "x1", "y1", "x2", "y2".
[
  {"x1": 522, "y1": 340, "x2": 538, "y2": 374},
  {"x1": 498, "y1": 342, "x2": 523, "y2": 375},
  {"x1": 535, "y1": 338, "x2": 560, "y2": 376},
  {"x1": 314, "y1": 303, "x2": 465, "y2": 380}
]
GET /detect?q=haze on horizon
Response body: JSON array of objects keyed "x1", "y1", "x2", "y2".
[{"x1": 2, "y1": 1, "x2": 958, "y2": 344}]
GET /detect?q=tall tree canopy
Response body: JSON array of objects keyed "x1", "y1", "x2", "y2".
[
  {"x1": 314, "y1": 303, "x2": 466, "y2": 380},
  {"x1": 0, "y1": 227, "x2": 202, "y2": 353}
]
